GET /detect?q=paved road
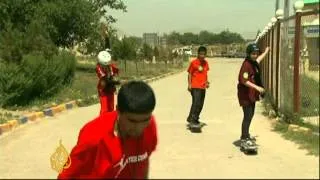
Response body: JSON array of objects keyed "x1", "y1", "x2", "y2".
[{"x1": 0, "y1": 58, "x2": 319, "y2": 179}]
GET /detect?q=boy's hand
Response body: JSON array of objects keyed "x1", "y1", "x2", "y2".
[
  {"x1": 206, "y1": 81, "x2": 210, "y2": 89},
  {"x1": 188, "y1": 84, "x2": 192, "y2": 92},
  {"x1": 100, "y1": 80, "x2": 106, "y2": 88},
  {"x1": 256, "y1": 86, "x2": 265, "y2": 94},
  {"x1": 265, "y1": 47, "x2": 270, "y2": 53}
]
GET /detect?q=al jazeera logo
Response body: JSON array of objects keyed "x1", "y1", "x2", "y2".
[{"x1": 50, "y1": 140, "x2": 71, "y2": 173}]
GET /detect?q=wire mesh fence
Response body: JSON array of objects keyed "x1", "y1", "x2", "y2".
[
  {"x1": 257, "y1": 10, "x2": 319, "y2": 125},
  {"x1": 299, "y1": 13, "x2": 319, "y2": 125},
  {"x1": 279, "y1": 18, "x2": 296, "y2": 117}
]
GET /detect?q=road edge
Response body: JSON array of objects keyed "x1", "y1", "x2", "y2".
[{"x1": 0, "y1": 69, "x2": 185, "y2": 137}]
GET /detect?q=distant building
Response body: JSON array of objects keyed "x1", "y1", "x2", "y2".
[
  {"x1": 143, "y1": 33, "x2": 159, "y2": 48},
  {"x1": 159, "y1": 36, "x2": 167, "y2": 48}
]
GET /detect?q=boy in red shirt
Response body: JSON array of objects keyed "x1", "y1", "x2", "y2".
[
  {"x1": 96, "y1": 50, "x2": 120, "y2": 114},
  {"x1": 187, "y1": 46, "x2": 210, "y2": 127},
  {"x1": 237, "y1": 43, "x2": 269, "y2": 146},
  {"x1": 58, "y1": 81, "x2": 157, "y2": 179}
]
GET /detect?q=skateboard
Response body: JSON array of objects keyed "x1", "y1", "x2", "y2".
[
  {"x1": 186, "y1": 122, "x2": 207, "y2": 133},
  {"x1": 240, "y1": 139, "x2": 258, "y2": 155}
]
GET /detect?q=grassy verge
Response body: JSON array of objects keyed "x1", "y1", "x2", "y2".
[
  {"x1": 0, "y1": 112, "x2": 19, "y2": 124},
  {"x1": 262, "y1": 89, "x2": 319, "y2": 156},
  {"x1": 1, "y1": 59, "x2": 187, "y2": 123},
  {"x1": 273, "y1": 121, "x2": 319, "y2": 156}
]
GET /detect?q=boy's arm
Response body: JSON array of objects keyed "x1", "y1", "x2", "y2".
[
  {"x1": 96, "y1": 65, "x2": 106, "y2": 88},
  {"x1": 256, "y1": 47, "x2": 270, "y2": 64},
  {"x1": 144, "y1": 117, "x2": 157, "y2": 179},
  {"x1": 239, "y1": 64, "x2": 264, "y2": 93},
  {"x1": 188, "y1": 73, "x2": 192, "y2": 90},
  {"x1": 58, "y1": 125, "x2": 98, "y2": 179},
  {"x1": 187, "y1": 62, "x2": 193, "y2": 90},
  {"x1": 206, "y1": 63, "x2": 210, "y2": 88},
  {"x1": 111, "y1": 64, "x2": 119, "y2": 76},
  {"x1": 144, "y1": 161, "x2": 150, "y2": 179},
  {"x1": 96, "y1": 64, "x2": 106, "y2": 78},
  {"x1": 245, "y1": 81, "x2": 264, "y2": 93},
  {"x1": 57, "y1": 144, "x2": 96, "y2": 179}
]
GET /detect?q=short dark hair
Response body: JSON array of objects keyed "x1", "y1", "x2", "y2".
[
  {"x1": 117, "y1": 81, "x2": 156, "y2": 114},
  {"x1": 198, "y1": 46, "x2": 207, "y2": 54}
]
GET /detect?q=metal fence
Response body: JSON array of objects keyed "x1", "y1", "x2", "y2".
[
  {"x1": 117, "y1": 56, "x2": 186, "y2": 80},
  {"x1": 256, "y1": 7, "x2": 319, "y2": 125}
]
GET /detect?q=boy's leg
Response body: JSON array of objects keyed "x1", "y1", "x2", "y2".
[
  {"x1": 241, "y1": 104, "x2": 255, "y2": 139},
  {"x1": 247, "y1": 103, "x2": 256, "y2": 138},
  {"x1": 195, "y1": 89, "x2": 206, "y2": 123},
  {"x1": 99, "y1": 95, "x2": 108, "y2": 115},
  {"x1": 106, "y1": 93, "x2": 115, "y2": 112},
  {"x1": 188, "y1": 89, "x2": 202, "y2": 124},
  {"x1": 187, "y1": 89, "x2": 197, "y2": 123}
]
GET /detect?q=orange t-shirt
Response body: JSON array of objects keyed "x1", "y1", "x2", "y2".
[{"x1": 187, "y1": 58, "x2": 209, "y2": 89}]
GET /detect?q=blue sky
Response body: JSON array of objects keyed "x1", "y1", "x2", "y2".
[{"x1": 109, "y1": 0, "x2": 295, "y2": 39}]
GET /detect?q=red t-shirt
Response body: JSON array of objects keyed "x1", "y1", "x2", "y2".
[
  {"x1": 96, "y1": 63, "x2": 119, "y2": 96},
  {"x1": 58, "y1": 111, "x2": 157, "y2": 179},
  {"x1": 237, "y1": 59, "x2": 260, "y2": 106},
  {"x1": 187, "y1": 58, "x2": 209, "y2": 89}
]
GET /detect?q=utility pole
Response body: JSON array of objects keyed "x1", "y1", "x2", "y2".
[
  {"x1": 275, "y1": 0, "x2": 280, "y2": 12},
  {"x1": 284, "y1": 0, "x2": 290, "y2": 18}
]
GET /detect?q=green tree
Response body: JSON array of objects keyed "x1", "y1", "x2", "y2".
[
  {"x1": 111, "y1": 36, "x2": 139, "y2": 60},
  {"x1": 167, "y1": 31, "x2": 181, "y2": 45},
  {"x1": 218, "y1": 30, "x2": 245, "y2": 44},
  {"x1": 142, "y1": 44, "x2": 153, "y2": 60},
  {"x1": 165, "y1": 30, "x2": 245, "y2": 45},
  {"x1": 153, "y1": 47, "x2": 160, "y2": 58},
  {"x1": 180, "y1": 32, "x2": 198, "y2": 45},
  {"x1": 0, "y1": 0, "x2": 127, "y2": 49},
  {"x1": 90, "y1": 0, "x2": 127, "y2": 23},
  {"x1": 199, "y1": 31, "x2": 212, "y2": 44}
]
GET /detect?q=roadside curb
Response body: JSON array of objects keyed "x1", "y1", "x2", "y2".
[
  {"x1": 270, "y1": 117, "x2": 317, "y2": 136},
  {"x1": 0, "y1": 101, "x2": 78, "y2": 136},
  {"x1": 266, "y1": 107, "x2": 318, "y2": 136},
  {"x1": 0, "y1": 69, "x2": 183, "y2": 136}
]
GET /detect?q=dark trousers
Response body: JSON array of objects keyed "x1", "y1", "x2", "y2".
[
  {"x1": 241, "y1": 103, "x2": 256, "y2": 139},
  {"x1": 187, "y1": 88, "x2": 206, "y2": 124}
]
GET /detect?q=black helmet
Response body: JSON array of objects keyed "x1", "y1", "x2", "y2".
[{"x1": 246, "y1": 43, "x2": 260, "y2": 55}]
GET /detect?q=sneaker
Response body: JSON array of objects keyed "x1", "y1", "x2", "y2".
[
  {"x1": 241, "y1": 135, "x2": 256, "y2": 142},
  {"x1": 188, "y1": 122, "x2": 201, "y2": 128},
  {"x1": 241, "y1": 138, "x2": 255, "y2": 147},
  {"x1": 187, "y1": 118, "x2": 200, "y2": 125},
  {"x1": 187, "y1": 118, "x2": 192, "y2": 123},
  {"x1": 249, "y1": 136, "x2": 256, "y2": 142},
  {"x1": 187, "y1": 117, "x2": 196, "y2": 124}
]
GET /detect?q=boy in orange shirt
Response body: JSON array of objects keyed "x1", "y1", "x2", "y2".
[{"x1": 187, "y1": 46, "x2": 210, "y2": 127}]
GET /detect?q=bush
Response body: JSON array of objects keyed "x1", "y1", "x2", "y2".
[
  {"x1": 0, "y1": 24, "x2": 24, "y2": 63},
  {"x1": 76, "y1": 62, "x2": 96, "y2": 72},
  {"x1": 0, "y1": 20, "x2": 76, "y2": 107},
  {"x1": 0, "y1": 51, "x2": 76, "y2": 107}
]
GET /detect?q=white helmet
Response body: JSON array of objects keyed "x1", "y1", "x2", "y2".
[
  {"x1": 97, "y1": 50, "x2": 111, "y2": 65},
  {"x1": 105, "y1": 48, "x2": 112, "y2": 53}
]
